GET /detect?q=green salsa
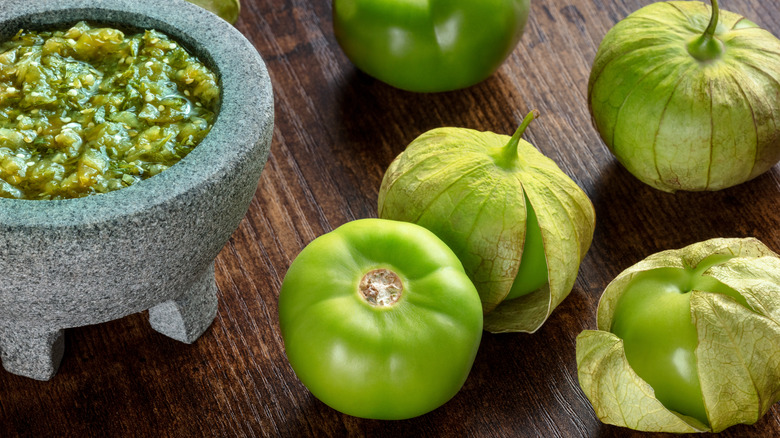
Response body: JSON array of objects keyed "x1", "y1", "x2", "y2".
[{"x1": 0, "y1": 22, "x2": 220, "y2": 200}]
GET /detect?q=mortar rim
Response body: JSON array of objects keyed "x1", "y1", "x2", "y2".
[{"x1": 0, "y1": 0, "x2": 273, "y2": 228}]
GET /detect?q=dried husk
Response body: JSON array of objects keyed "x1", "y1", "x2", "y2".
[
  {"x1": 577, "y1": 238, "x2": 780, "y2": 432},
  {"x1": 589, "y1": 1, "x2": 780, "y2": 192},
  {"x1": 378, "y1": 120, "x2": 595, "y2": 333}
]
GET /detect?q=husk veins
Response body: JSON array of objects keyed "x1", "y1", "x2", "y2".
[
  {"x1": 577, "y1": 237, "x2": 780, "y2": 433},
  {"x1": 378, "y1": 114, "x2": 595, "y2": 333},
  {"x1": 588, "y1": 1, "x2": 780, "y2": 192}
]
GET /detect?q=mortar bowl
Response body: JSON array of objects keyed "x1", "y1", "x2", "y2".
[{"x1": 0, "y1": 0, "x2": 273, "y2": 380}]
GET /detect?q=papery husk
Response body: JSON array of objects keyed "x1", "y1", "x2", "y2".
[
  {"x1": 588, "y1": 1, "x2": 780, "y2": 192},
  {"x1": 577, "y1": 237, "x2": 780, "y2": 432},
  {"x1": 378, "y1": 126, "x2": 595, "y2": 333}
]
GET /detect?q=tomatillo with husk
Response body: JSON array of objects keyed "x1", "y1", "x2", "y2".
[
  {"x1": 378, "y1": 111, "x2": 595, "y2": 333},
  {"x1": 278, "y1": 219, "x2": 483, "y2": 420},
  {"x1": 588, "y1": 0, "x2": 780, "y2": 192},
  {"x1": 577, "y1": 238, "x2": 780, "y2": 433}
]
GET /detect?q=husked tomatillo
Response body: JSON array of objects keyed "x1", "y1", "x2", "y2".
[
  {"x1": 333, "y1": 0, "x2": 530, "y2": 92},
  {"x1": 279, "y1": 219, "x2": 483, "y2": 420}
]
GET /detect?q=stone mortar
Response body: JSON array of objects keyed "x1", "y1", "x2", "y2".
[{"x1": 0, "y1": 0, "x2": 273, "y2": 380}]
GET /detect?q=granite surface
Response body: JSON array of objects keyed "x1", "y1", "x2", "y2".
[{"x1": 0, "y1": 0, "x2": 274, "y2": 380}]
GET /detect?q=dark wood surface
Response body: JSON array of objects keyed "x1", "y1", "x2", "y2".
[{"x1": 3, "y1": 0, "x2": 780, "y2": 436}]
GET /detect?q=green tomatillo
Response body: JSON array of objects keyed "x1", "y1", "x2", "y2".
[
  {"x1": 333, "y1": 0, "x2": 530, "y2": 92},
  {"x1": 186, "y1": 0, "x2": 240, "y2": 24},
  {"x1": 576, "y1": 238, "x2": 780, "y2": 433},
  {"x1": 378, "y1": 111, "x2": 595, "y2": 333},
  {"x1": 588, "y1": 0, "x2": 780, "y2": 192},
  {"x1": 278, "y1": 219, "x2": 483, "y2": 420}
]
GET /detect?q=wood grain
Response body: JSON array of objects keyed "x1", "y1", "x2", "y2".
[{"x1": 3, "y1": 0, "x2": 780, "y2": 436}]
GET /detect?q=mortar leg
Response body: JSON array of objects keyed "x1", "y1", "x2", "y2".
[
  {"x1": 148, "y1": 262, "x2": 218, "y2": 344},
  {"x1": 0, "y1": 325, "x2": 65, "y2": 381}
]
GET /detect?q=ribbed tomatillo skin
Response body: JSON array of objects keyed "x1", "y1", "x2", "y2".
[
  {"x1": 588, "y1": 1, "x2": 780, "y2": 192},
  {"x1": 279, "y1": 219, "x2": 483, "y2": 420},
  {"x1": 333, "y1": 0, "x2": 529, "y2": 92}
]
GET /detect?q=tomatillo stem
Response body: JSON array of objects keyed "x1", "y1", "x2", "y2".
[
  {"x1": 359, "y1": 269, "x2": 403, "y2": 306},
  {"x1": 499, "y1": 109, "x2": 539, "y2": 167},
  {"x1": 687, "y1": 0, "x2": 724, "y2": 62},
  {"x1": 703, "y1": 0, "x2": 720, "y2": 37}
]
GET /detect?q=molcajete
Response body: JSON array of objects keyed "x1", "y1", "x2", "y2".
[{"x1": 0, "y1": 0, "x2": 273, "y2": 380}]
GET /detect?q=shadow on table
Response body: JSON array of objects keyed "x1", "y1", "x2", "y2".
[
  {"x1": 587, "y1": 159, "x2": 780, "y2": 274},
  {"x1": 331, "y1": 67, "x2": 521, "y2": 167}
]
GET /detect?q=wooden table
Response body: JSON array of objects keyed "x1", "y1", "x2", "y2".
[{"x1": 3, "y1": 0, "x2": 780, "y2": 436}]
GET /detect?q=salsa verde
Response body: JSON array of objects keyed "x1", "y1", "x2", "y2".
[{"x1": 0, "y1": 21, "x2": 219, "y2": 200}]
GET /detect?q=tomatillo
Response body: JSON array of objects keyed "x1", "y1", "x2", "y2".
[
  {"x1": 577, "y1": 238, "x2": 780, "y2": 433},
  {"x1": 589, "y1": 0, "x2": 780, "y2": 192},
  {"x1": 333, "y1": 0, "x2": 530, "y2": 92},
  {"x1": 378, "y1": 111, "x2": 595, "y2": 333},
  {"x1": 186, "y1": 0, "x2": 240, "y2": 23},
  {"x1": 278, "y1": 219, "x2": 483, "y2": 420}
]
